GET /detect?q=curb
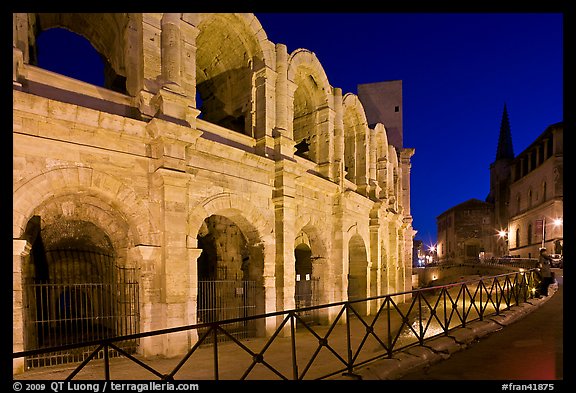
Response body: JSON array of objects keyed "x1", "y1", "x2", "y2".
[{"x1": 336, "y1": 287, "x2": 557, "y2": 380}]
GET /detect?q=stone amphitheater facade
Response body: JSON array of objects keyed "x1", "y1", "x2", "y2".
[{"x1": 12, "y1": 13, "x2": 415, "y2": 372}]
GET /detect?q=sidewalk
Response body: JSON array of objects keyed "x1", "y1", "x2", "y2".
[
  {"x1": 13, "y1": 272, "x2": 562, "y2": 381},
  {"x1": 353, "y1": 269, "x2": 563, "y2": 381}
]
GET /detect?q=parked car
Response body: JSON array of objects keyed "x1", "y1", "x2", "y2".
[{"x1": 550, "y1": 254, "x2": 563, "y2": 268}]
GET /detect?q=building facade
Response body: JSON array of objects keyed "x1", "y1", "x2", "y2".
[
  {"x1": 12, "y1": 13, "x2": 415, "y2": 372},
  {"x1": 436, "y1": 199, "x2": 494, "y2": 263},
  {"x1": 506, "y1": 123, "x2": 563, "y2": 258}
]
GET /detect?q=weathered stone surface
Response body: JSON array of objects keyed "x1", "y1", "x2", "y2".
[{"x1": 12, "y1": 13, "x2": 415, "y2": 371}]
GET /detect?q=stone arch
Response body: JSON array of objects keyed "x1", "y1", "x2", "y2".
[
  {"x1": 343, "y1": 93, "x2": 370, "y2": 193},
  {"x1": 293, "y1": 215, "x2": 331, "y2": 309},
  {"x1": 13, "y1": 167, "x2": 156, "y2": 246},
  {"x1": 347, "y1": 233, "x2": 369, "y2": 303},
  {"x1": 14, "y1": 169, "x2": 151, "y2": 363},
  {"x1": 25, "y1": 13, "x2": 143, "y2": 96},
  {"x1": 188, "y1": 193, "x2": 273, "y2": 249},
  {"x1": 192, "y1": 13, "x2": 274, "y2": 137},
  {"x1": 373, "y1": 123, "x2": 389, "y2": 199},
  {"x1": 188, "y1": 193, "x2": 274, "y2": 333},
  {"x1": 288, "y1": 49, "x2": 333, "y2": 166}
]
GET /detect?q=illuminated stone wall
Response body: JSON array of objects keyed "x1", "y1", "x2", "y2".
[{"x1": 12, "y1": 13, "x2": 415, "y2": 373}]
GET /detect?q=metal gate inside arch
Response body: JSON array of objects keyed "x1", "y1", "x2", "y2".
[{"x1": 23, "y1": 249, "x2": 139, "y2": 369}]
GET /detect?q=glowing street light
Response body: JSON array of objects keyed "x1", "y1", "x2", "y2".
[
  {"x1": 497, "y1": 229, "x2": 508, "y2": 257},
  {"x1": 553, "y1": 218, "x2": 563, "y2": 227},
  {"x1": 542, "y1": 216, "x2": 563, "y2": 249}
]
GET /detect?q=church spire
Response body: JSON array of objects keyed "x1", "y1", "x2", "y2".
[{"x1": 495, "y1": 103, "x2": 514, "y2": 160}]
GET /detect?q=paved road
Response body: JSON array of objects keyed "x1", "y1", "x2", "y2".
[{"x1": 398, "y1": 270, "x2": 564, "y2": 381}]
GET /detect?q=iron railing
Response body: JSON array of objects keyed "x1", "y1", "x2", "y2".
[{"x1": 13, "y1": 269, "x2": 541, "y2": 380}]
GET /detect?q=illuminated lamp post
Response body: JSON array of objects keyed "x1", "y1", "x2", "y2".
[
  {"x1": 498, "y1": 229, "x2": 508, "y2": 257},
  {"x1": 428, "y1": 244, "x2": 437, "y2": 264},
  {"x1": 542, "y1": 217, "x2": 563, "y2": 249}
]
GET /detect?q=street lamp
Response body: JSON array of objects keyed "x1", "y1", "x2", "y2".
[
  {"x1": 498, "y1": 229, "x2": 508, "y2": 257},
  {"x1": 428, "y1": 244, "x2": 437, "y2": 264},
  {"x1": 542, "y1": 217, "x2": 563, "y2": 249}
]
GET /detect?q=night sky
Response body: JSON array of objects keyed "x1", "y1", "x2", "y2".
[
  {"x1": 35, "y1": 13, "x2": 563, "y2": 248},
  {"x1": 254, "y1": 13, "x2": 563, "y2": 247}
]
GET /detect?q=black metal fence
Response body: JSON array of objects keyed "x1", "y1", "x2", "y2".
[
  {"x1": 13, "y1": 269, "x2": 540, "y2": 380},
  {"x1": 22, "y1": 250, "x2": 139, "y2": 369},
  {"x1": 197, "y1": 280, "x2": 256, "y2": 343}
]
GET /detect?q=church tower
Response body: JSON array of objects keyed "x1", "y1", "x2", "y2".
[{"x1": 487, "y1": 104, "x2": 514, "y2": 235}]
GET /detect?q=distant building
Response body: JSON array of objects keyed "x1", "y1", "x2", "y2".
[
  {"x1": 358, "y1": 80, "x2": 403, "y2": 149},
  {"x1": 436, "y1": 199, "x2": 494, "y2": 263},
  {"x1": 437, "y1": 105, "x2": 563, "y2": 262},
  {"x1": 506, "y1": 122, "x2": 563, "y2": 258}
]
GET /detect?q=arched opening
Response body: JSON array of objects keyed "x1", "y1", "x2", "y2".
[
  {"x1": 35, "y1": 28, "x2": 105, "y2": 87},
  {"x1": 33, "y1": 27, "x2": 126, "y2": 94},
  {"x1": 196, "y1": 215, "x2": 261, "y2": 340},
  {"x1": 195, "y1": 14, "x2": 263, "y2": 136},
  {"x1": 348, "y1": 234, "x2": 368, "y2": 304},
  {"x1": 22, "y1": 216, "x2": 138, "y2": 368}
]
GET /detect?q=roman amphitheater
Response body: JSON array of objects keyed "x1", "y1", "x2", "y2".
[{"x1": 12, "y1": 13, "x2": 415, "y2": 372}]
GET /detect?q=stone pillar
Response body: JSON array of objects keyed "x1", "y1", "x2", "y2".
[
  {"x1": 333, "y1": 88, "x2": 345, "y2": 186},
  {"x1": 134, "y1": 245, "x2": 164, "y2": 357},
  {"x1": 13, "y1": 239, "x2": 31, "y2": 375},
  {"x1": 260, "y1": 234, "x2": 277, "y2": 336},
  {"x1": 368, "y1": 129, "x2": 379, "y2": 199},
  {"x1": 369, "y1": 213, "x2": 381, "y2": 315},
  {"x1": 187, "y1": 247, "x2": 202, "y2": 341},
  {"x1": 150, "y1": 14, "x2": 201, "y2": 125},
  {"x1": 388, "y1": 219, "x2": 399, "y2": 295},
  {"x1": 273, "y1": 160, "x2": 298, "y2": 335},
  {"x1": 254, "y1": 63, "x2": 276, "y2": 158},
  {"x1": 316, "y1": 103, "x2": 335, "y2": 180},
  {"x1": 377, "y1": 156, "x2": 389, "y2": 200},
  {"x1": 274, "y1": 44, "x2": 296, "y2": 160},
  {"x1": 400, "y1": 148, "x2": 415, "y2": 216},
  {"x1": 150, "y1": 168, "x2": 193, "y2": 357},
  {"x1": 161, "y1": 13, "x2": 182, "y2": 90},
  {"x1": 355, "y1": 127, "x2": 370, "y2": 196}
]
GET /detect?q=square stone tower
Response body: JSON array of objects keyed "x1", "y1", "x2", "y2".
[{"x1": 358, "y1": 80, "x2": 403, "y2": 148}]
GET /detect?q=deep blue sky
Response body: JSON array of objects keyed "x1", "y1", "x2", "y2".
[
  {"x1": 36, "y1": 13, "x2": 563, "y2": 248},
  {"x1": 255, "y1": 13, "x2": 563, "y2": 247}
]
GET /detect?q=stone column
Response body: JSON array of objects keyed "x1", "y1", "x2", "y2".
[
  {"x1": 377, "y1": 156, "x2": 389, "y2": 200},
  {"x1": 254, "y1": 63, "x2": 276, "y2": 158},
  {"x1": 355, "y1": 127, "x2": 370, "y2": 196},
  {"x1": 134, "y1": 245, "x2": 163, "y2": 357},
  {"x1": 400, "y1": 148, "x2": 415, "y2": 216},
  {"x1": 316, "y1": 103, "x2": 335, "y2": 180},
  {"x1": 333, "y1": 88, "x2": 345, "y2": 186},
  {"x1": 274, "y1": 44, "x2": 296, "y2": 160},
  {"x1": 272, "y1": 160, "x2": 298, "y2": 335},
  {"x1": 150, "y1": 168, "x2": 193, "y2": 357},
  {"x1": 13, "y1": 239, "x2": 31, "y2": 375},
  {"x1": 161, "y1": 13, "x2": 182, "y2": 90},
  {"x1": 369, "y1": 213, "x2": 381, "y2": 315}
]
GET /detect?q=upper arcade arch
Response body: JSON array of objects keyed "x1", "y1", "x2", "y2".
[
  {"x1": 22, "y1": 13, "x2": 143, "y2": 96},
  {"x1": 288, "y1": 49, "x2": 334, "y2": 167},
  {"x1": 193, "y1": 13, "x2": 275, "y2": 137},
  {"x1": 373, "y1": 123, "x2": 390, "y2": 199},
  {"x1": 343, "y1": 93, "x2": 370, "y2": 193}
]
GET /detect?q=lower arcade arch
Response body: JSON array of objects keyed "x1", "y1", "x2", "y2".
[
  {"x1": 348, "y1": 234, "x2": 369, "y2": 314},
  {"x1": 21, "y1": 215, "x2": 138, "y2": 368},
  {"x1": 196, "y1": 214, "x2": 265, "y2": 340}
]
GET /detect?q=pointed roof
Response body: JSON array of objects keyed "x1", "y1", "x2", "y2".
[{"x1": 495, "y1": 103, "x2": 514, "y2": 160}]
